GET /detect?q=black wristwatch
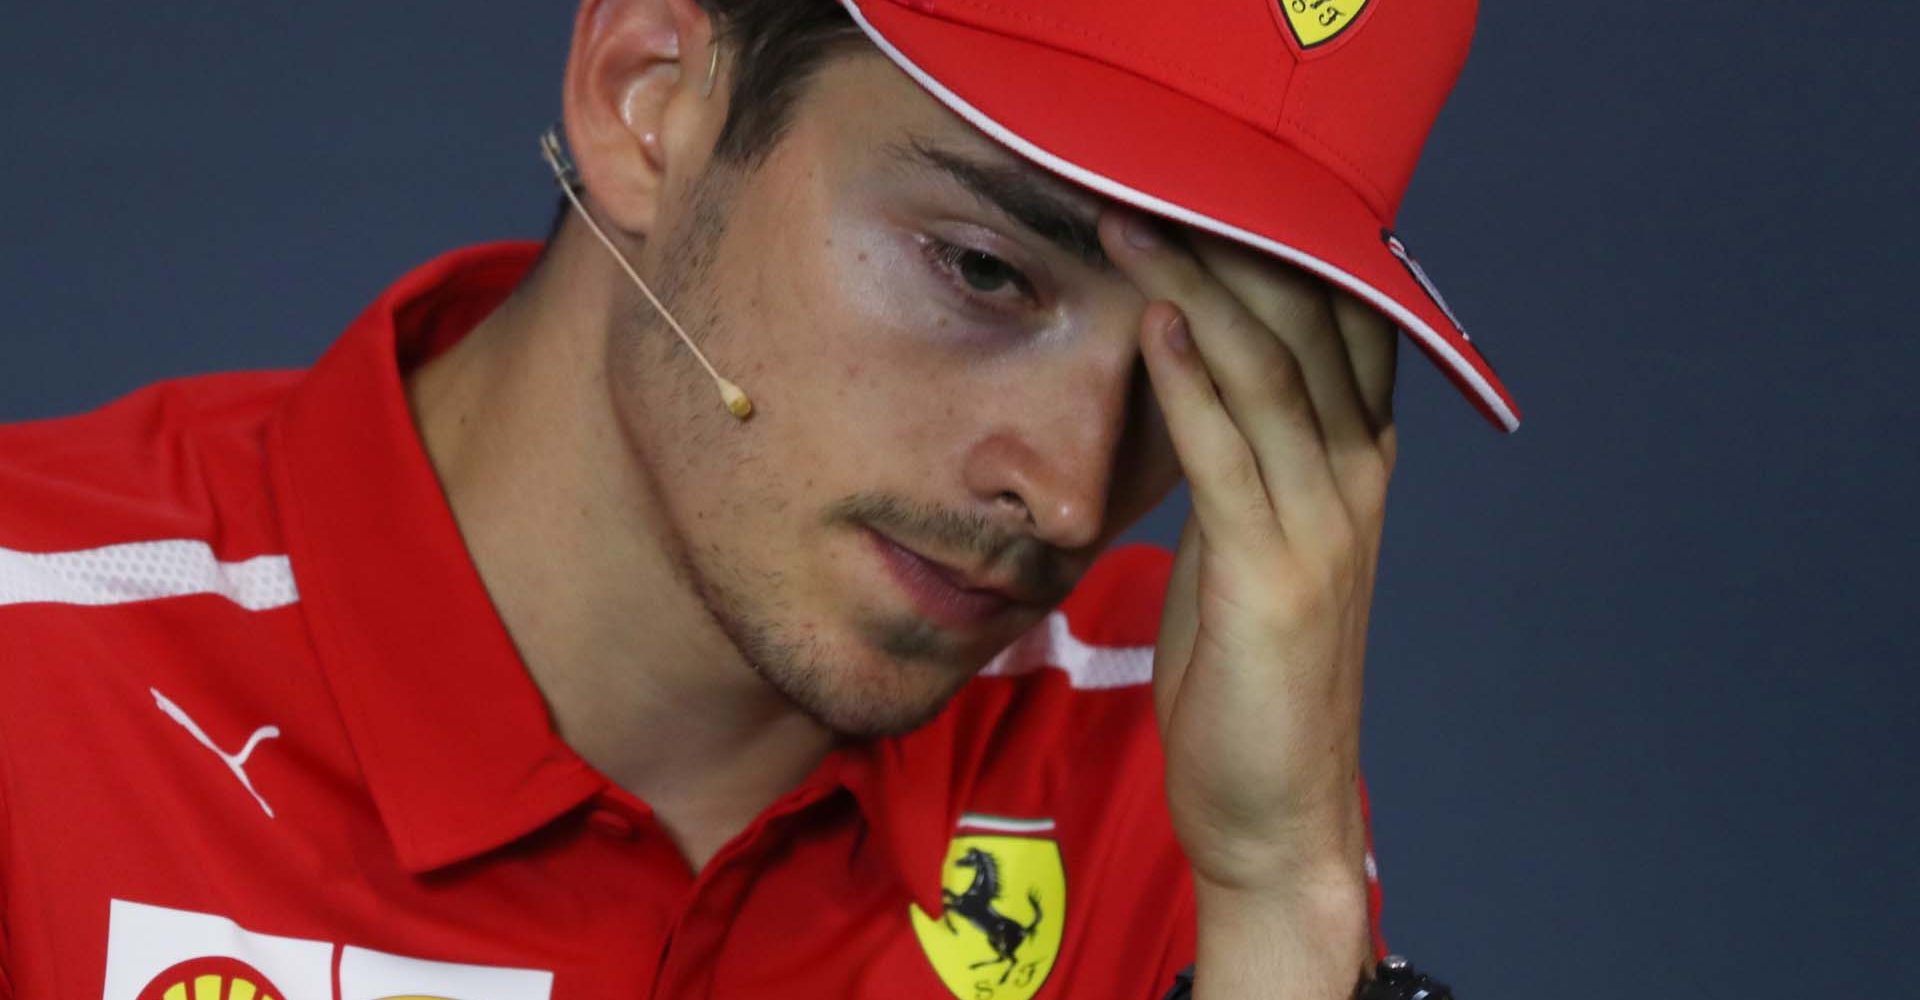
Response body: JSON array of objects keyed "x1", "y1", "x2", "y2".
[
  {"x1": 1159, "y1": 955, "x2": 1453, "y2": 1000},
  {"x1": 1356, "y1": 956, "x2": 1453, "y2": 1000}
]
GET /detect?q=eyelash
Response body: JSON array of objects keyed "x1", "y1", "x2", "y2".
[{"x1": 919, "y1": 237, "x2": 1039, "y2": 314}]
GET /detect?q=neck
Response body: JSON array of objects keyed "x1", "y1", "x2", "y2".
[{"x1": 405, "y1": 235, "x2": 835, "y2": 869}]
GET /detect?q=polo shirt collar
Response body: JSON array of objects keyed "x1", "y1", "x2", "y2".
[
  {"x1": 269, "y1": 243, "x2": 961, "y2": 907},
  {"x1": 271, "y1": 243, "x2": 605, "y2": 872}
]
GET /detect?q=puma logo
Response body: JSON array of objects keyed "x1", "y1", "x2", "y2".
[{"x1": 151, "y1": 687, "x2": 281, "y2": 818}]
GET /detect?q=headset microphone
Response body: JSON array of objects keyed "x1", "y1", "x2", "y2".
[{"x1": 538, "y1": 126, "x2": 753, "y2": 421}]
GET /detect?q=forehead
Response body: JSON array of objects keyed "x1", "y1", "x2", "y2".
[{"x1": 791, "y1": 50, "x2": 1109, "y2": 218}]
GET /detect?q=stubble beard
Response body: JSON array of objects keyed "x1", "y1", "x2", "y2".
[
  {"x1": 624, "y1": 165, "x2": 985, "y2": 741},
  {"x1": 692, "y1": 555, "x2": 979, "y2": 739}
]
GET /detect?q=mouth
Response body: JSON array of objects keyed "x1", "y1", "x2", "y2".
[{"x1": 863, "y1": 528, "x2": 1015, "y2": 631}]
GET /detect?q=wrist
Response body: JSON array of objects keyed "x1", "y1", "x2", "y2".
[
  {"x1": 1191, "y1": 839, "x2": 1367, "y2": 895},
  {"x1": 1189, "y1": 868, "x2": 1371, "y2": 1000},
  {"x1": 1176, "y1": 790, "x2": 1369, "y2": 894},
  {"x1": 1192, "y1": 866, "x2": 1370, "y2": 953}
]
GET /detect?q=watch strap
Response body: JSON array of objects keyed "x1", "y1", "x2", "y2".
[
  {"x1": 1158, "y1": 955, "x2": 1452, "y2": 1000},
  {"x1": 1356, "y1": 955, "x2": 1454, "y2": 1000}
]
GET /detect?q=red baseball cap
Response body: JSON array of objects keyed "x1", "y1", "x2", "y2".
[{"x1": 837, "y1": 0, "x2": 1520, "y2": 432}]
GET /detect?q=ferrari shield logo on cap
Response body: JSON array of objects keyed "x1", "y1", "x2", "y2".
[
  {"x1": 909, "y1": 818, "x2": 1066, "y2": 1000},
  {"x1": 1277, "y1": 0, "x2": 1373, "y2": 49}
]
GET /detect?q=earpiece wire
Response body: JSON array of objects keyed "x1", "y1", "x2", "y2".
[{"x1": 538, "y1": 126, "x2": 751, "y2": 419}]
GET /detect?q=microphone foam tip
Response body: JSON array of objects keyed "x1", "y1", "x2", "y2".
[{"x1": 719, "y1": 379, "x2": 753, "y2": 420}]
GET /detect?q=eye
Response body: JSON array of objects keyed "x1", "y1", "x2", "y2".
[
  {"x1": 922, "y1": 237, "x2": 1037, "y2": 306},
  {"x1": 955, "y1": 249, "x2": 1020, "y2": 294}
]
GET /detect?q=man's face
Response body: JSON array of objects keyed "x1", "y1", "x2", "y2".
[{"x1": 608, "y1": 50, "x2": 1181, "y2": 738}]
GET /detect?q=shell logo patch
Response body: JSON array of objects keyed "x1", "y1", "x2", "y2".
[
  {"x1": 1277, "y1": 0, "x2": 1373, "y2": 50},
  {"x1": 909, "y1": 816, "x2": 1065, "y2": 1000},
  {"x1": 136, "y1": 956, "x2": 286, "y2": 1000},
  {"x1": 103, "y1": 900, "x2": 553, "y2": 1000}
]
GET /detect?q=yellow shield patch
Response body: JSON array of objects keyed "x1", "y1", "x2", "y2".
[
  {"x1": 1278, "y1": 0, "x2": 1372, "y2": 49},
  {"x1": 910, "y1": 834, "x2": 1066, "y2": 1000}
]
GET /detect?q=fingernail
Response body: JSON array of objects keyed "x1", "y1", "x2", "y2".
[
  {"x1": 1126, "y1": 215, "x2": 1162, "y2": 251},
  {"x1": 1165, "y1": 314, "x2": 1193, "y2": 356}
]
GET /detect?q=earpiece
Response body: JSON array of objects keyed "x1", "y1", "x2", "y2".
[
  {"x1": 701, "y1": 41, "x2": 720, "y2": 99},
  {"x1": 538, "y1": 125, "x2": 752, "y2": 420}
]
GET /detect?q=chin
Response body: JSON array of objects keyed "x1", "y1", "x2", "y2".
[
  {"x1": 688, "y1": 542, "x2": 1009, "y2": 738},
  {"x1": 771, "y1": 637, "x2": 983, "y2": 739},
  {"x1": 735, "y1": 609, "x2": 989, "y2": 739}
]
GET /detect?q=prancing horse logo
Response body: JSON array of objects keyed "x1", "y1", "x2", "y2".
[
  {"x1": 909, "y1": 824, "x2": 1066, "y2": 1000},
  {"x1": 941, "y1": 848, "x2": 1044, "y2": 983}
]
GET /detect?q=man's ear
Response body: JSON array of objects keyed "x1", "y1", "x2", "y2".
[{"x1": 560, "y1": 0, "x2": 721, "y2": 236}]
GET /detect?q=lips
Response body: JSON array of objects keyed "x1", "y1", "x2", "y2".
[{"x1": 865, "y1": 529, "x2": 1014, "y2": 630}]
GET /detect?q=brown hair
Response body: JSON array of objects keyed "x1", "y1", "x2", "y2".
[
  {"x1": 699, "y1": 0, "x2": 867, "y2": 167},
  {"x1": 547, "y1": 0, "x2": 865, "y2": 237}
]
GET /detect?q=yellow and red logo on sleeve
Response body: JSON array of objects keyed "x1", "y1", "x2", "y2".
[
  {"x1": 104, "y1": 900, "x2": 553, "y2": 1000},
  {"x1": 136, "y1": 957, "x2": 286, "y2": 1000}
]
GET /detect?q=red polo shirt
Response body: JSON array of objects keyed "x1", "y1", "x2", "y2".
[{"x1": 0, "y1": 244, "x2": 1382, "y2": 1000}]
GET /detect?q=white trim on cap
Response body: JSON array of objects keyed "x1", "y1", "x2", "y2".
[
  {"x1": 837, "y1": 0, "x2": 1519, "y2": 432},
  {"x1": 980, "y1": 610, "x2": 1156, "y2": 689},
  {"x1": 0, "y1": 539, "x2": 299, "y2": 611}
]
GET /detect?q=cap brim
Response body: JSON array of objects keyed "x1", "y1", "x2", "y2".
[{"x1": 840, "y1": 0, "x2": 1520, "y2": 432}]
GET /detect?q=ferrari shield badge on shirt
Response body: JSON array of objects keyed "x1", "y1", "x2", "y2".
[{"x1": 909, "y1": 815, "x2": 1066, "y2": 1000}]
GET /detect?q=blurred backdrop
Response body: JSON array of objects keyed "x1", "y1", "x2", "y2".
[{"x1": 3, "y1": 4, "x2": 1914, "y2": 997}]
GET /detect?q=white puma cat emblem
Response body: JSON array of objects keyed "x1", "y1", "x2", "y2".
[{"x1": 151, "y1": 687, "x2": 282, "y2": 818}]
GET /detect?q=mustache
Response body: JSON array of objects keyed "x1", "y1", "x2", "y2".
[{"x1": 826, "y1": 492, "x2": 1075, "y2": 605}]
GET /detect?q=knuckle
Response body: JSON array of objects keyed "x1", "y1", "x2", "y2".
[
  {"x1": 1164, "y1": 261, "x2": 1215, "y2": 304},
  {"x1": 1320, "y1": 517, "x2": 1359, "y2": 562},
  {"x1": 1266, "y1": 577, "x2": 1328, "y2": 624},
  {"x1": 1352, "y1": 489, "x2": 1388, "y2": 530},
  {"x1": 1376, "y1": 426, "x2": 1399, "y2": 471},
  {"x1": 1348, "y1": 457, "x2": 1392, "y2": 514},
  {"x1": 1215, "y1": 447, "x2": 1266, "y2": 500},
  {"x1": 1253, "y1": 339, "x2": 1305, "y2": 396}
]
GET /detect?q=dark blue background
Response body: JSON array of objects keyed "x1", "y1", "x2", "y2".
[{"x1": 4, "y1": 4, "x2": 1913, "y2": 997}]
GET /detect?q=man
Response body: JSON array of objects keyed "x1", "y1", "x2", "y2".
[{"x1": 0, "y1": 0, "x2": 1516, "y2": 997}]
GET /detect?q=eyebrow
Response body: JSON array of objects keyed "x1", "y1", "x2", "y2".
[{"x1": 885, "y1": 138, "x2": 1113, "y2": 272}]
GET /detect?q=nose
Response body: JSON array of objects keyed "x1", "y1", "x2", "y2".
[{"x1": 959, "y1": 353, "x2": 1137, "y2": 552}]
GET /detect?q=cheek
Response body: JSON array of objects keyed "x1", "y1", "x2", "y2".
[
  {"x1": 738, "y1": 226, "x2": 969, "y2": 461},
  {"x1": 697, "y1": 177, "x2": 1032, "y2": 523}
]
